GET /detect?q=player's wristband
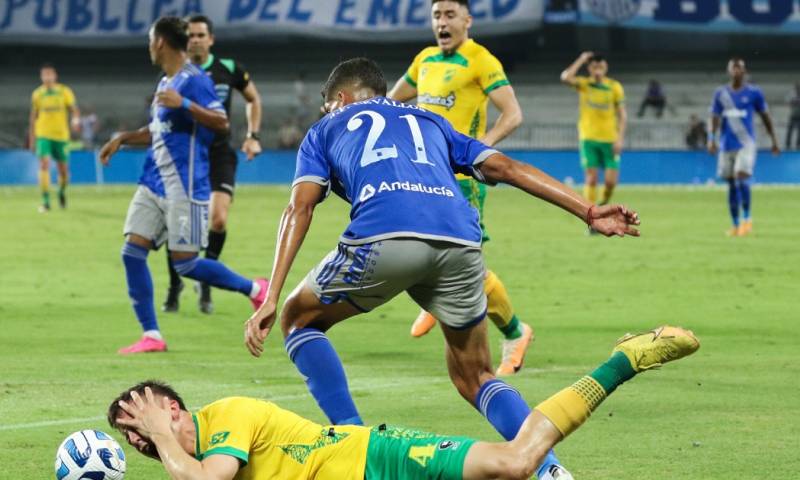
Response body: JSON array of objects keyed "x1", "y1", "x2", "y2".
[
  {"x1": 181, "y1": 97, "x2": 192, "y2": 110},
  {"x1": 586, "y1": 205, "x2": 597, "y2": 226}
]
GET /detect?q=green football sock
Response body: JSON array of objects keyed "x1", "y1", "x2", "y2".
[
  {"x1": 499, "y1": 315, "x2": 523, "y2": 340},
  {"x1": 588, "y1": 351, "x2": 637, "y2": 394}
]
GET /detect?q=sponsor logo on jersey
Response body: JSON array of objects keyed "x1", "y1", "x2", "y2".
[
  {"x1": 215, "y1": 84, "x2": 230, "y2": 103},
  {"x1": 723, "y1": 109, "x2": 748, "y2": 119},
  {"x1": 438, "y1": 440, "x2": 461, "y2": 450},
  {"x1": 209, "y1": 432, "x2": 230, "y2": 446},
  {"x1": 149, "y1": 118, "x2": 173, "y2": 135},
  {"x1": 443, "y1": 68, "x2": 456, "y2": 83},
  {"x1": 418, "y1": 92, "x2": 456, "y2": 110},
  {"x1": 358, "y1": 181, "x2": 456, "y2": 203}
]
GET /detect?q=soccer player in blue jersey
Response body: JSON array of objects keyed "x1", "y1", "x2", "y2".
[
  {"x1": 99, "y1": 17, "x2": 268, "y2": 355},
  {"x1": 243, "y1": 58, "x2": 640, "y2": 479},
  {"x1": 708, "y1": 57, "x2": 780, "y2": 237}
]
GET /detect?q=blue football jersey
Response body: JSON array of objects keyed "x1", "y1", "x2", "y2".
[
  {"x1": 139, "y1": 63, "x2": 225, "y2": 202},
  {"x1": 294, "y1": 97, "x2": 498, "y2": 247},
  {"x1": 710, "y1": 84, "x2": 767, "y2": 152}
]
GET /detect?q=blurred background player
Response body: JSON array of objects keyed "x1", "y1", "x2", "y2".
[
  {"x1": 29, "y1": 63, "x2": 80, "y2": 212},
  {"x1": 110, "y1": 326, "x2": 698, "y2": 479},
  {"x1": 708, "y1": 57, "x2": 780, "y2": 237},
  {"x1": 99, "y1": 16, "x2": 267, "y2": 354},
  {"x1": 560, "y1": 52, "x2": 627, "y2": 223},
  {"x1": 163, "y1": 14, "x2": 264, "y2": 314},
  {"x1": 387, "y1": 0, "x2": 534, "y2": 380}
]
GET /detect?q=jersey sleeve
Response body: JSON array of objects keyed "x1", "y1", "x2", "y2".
[
  {"x1": 710, "y1": 89, "x2": 723, "y2": 116},
  {"x1": 63, "y1": 87, "x2": 76, "y2": 107},
  {"x1": 201, "y1": 401, "x2": 257, "y2": 465},
  {"x1": 440, "y1": 117, "x2": 498, "y2": 184},
  {"x1": 404, "y1": 50, "x2": 425, "y2": 88},
  {"x1": 753, "y1": 87, "x2": 768, "y2": 113},
  {"x1": 293, "y1": 123, "x2": 331, "y2": 194},
  {"x1": 612, "y1": 81, "x2": 625, "y2": 106},
  {"x1": 477, "y1": 52, "x2": 510, "y2": 95},
  {"x1": 232, "y1": 61, "x2": 251, "y2": 92},
  {"x1": 573, "y1": 76, "x2": 589, "y2": 93},
  {"x1": 187, "y1": 75, "x2": 225, "y2": 114}
]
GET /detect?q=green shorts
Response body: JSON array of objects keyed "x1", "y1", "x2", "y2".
[
  {"x1": 365, "y1": 425, "x2": 476, "y2": 480},
  {"x1": 36, "y1": 138, "x2": 70, "y2": 162},
  {"x1": 457, "y1": 178, "x2": 489, "y2": 243},
  {"x1": 580, "y1": 140, "x2": 620, "y2": 170}
]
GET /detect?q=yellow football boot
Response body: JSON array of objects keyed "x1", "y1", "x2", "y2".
[{"x1": 613, "y1": 326, "x2": 700, "y2": 372}]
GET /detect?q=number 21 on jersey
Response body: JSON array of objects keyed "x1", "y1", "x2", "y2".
[{"x1": 346, "y1": 110, "x2": 433, "y2": 167}]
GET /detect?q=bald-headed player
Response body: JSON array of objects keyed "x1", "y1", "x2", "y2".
[{"x1": 388, "y1": 0, "x2": 534, "y2": 383}]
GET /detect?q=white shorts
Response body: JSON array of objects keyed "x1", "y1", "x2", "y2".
[
  {"x1": 305, "y1": 239, "x2": 487, "y2": 329},
  {"x1": 718, "y1": 144, "x2": 756, "y2": 179},
  {"x1": 123, "y1": 186, "x2": 208, "y2": 252}
]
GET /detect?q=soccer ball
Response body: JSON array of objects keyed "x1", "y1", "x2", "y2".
[{"x1": 55, "y1": 430, "x2": 126, "y2": 480}]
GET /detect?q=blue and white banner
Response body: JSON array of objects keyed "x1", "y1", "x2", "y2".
[
  {"x1": 0, "y1": 0, "x2": 544, "y2": 45},
  {"x1": 580, "y1": 0, "x2": 800, "y2": 34}
]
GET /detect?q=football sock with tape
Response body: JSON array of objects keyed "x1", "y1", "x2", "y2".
[
  {"x1": 727, "y1": 179, "x2": 740, "y2": 226},
  {"x1": 206, "y1": 230, "x2": 226, "y2": 261},
  {"x1": 285, "y1": 328, "x2": 363, "y2": 426},
  {"x1": 121, "y1": 243, "x2": 158, "y2": 332},
  {"x1": 485, "y1": 270, "x2": 522, "y2": 340},
  {"x1": 39, "y1": 170, "x2": 51, "y2": 206},
  {"x1": 535, "y1": 351, "x2": 636, "y2": 437},
  {"x1": 172, "y1": 256, "x2": 253, "y2": 296},
  {"x1": 165, "y1": 251, "x2": 182, "y2": 289},
  {"x1": 738, "y1": 178, "x2": 752, "y2": 220},
  {"x1": 476, "y1": 379, "x2": 562, "y2": 476}
]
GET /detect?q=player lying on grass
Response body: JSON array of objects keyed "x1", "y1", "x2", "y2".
[
  {"x1": 242, "y1": 57, "x2": 639, "y2": 480},
  {"x1": 110, "y1": 326, "x2": 699, "y2": 480}
]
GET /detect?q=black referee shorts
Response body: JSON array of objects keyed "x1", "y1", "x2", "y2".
[{"x1": 209, "y1": 144, "x2": 238, "y2": 197}]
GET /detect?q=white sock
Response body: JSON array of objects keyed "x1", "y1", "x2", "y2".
[
  {"x1": 249, "y1": 281, "x2": 261, "y2": 299},
  {"x1": 143, "y1": 330, "x2": 163, "y2": 341}
]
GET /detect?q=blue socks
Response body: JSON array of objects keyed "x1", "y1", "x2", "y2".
[
  {"x1": 476, "y1": 379, "x2": 562, "y2": 478},
  {"x1": 285, "y1": 328, "x2": 363, "y2": 426},
  {"x1": 121, "y1": 243, "x2": 158, "y2": 332},
  {"x1": 738, "y1": 178, "x2": 752, "y2": 221},
  {"x1": 727, "y1": 179, "x2": 740, "y2": 226},
  {"x1": 172, "y1": 256, "x2": 253, "y2": 295}
]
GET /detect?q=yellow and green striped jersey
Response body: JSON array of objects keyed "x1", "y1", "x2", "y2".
[
  {"x1": 193, "y1": 397, "x2": 370, "y2": 480},
  {"x1": 573, "y1": 76, "x2": 625, "y2": 143},
  {"x1": 404, "y1": 39, "x2": 510, "y2": 140},
  {"x1": 31, "y1": 83, "x2": 75, "y2": 142}
]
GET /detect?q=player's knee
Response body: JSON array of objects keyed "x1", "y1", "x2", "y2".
[{"x1": 209, "y1": 210, "x2": 227, "y2": 232}]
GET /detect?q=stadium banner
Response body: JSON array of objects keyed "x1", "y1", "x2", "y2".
[
  {"x1": 0, "y1": 0, "x2": 543, "y2": 45},
  {"x1": 578, "y1": 0, "x2": 800, "y2": 34},
  {"x1": 3, "y1": 149, "x2": 800, "y2": 185}
]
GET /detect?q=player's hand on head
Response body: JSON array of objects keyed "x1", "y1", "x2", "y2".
[
  {"x1": 116, "y1": 387, "x2": 173, "y2": 438},
  {"x1": 244, "y1": 301, "x2": 277, "y2": 357},
  {"x1": 156, "y1": 89, "x2": 183, "y2": 109},
  {"x1": 589, "y1": 204, "x2": 641, "y2": 238}
]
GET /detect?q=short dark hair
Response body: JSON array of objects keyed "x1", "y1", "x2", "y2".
[
  {"x1": 152, "y1": 16, "x2": 189, "y2": 51},
  {"x1": 186, "y1": 14, "x2": 214, "y2": 35},
  {"x1": 107, "y1": 380, "x2": 187, "y2": 430},
  {"x1": 589, "y1": 54, "x2": 606, "y2": 63},
  {"x1": 40, "y1": 62, "x2": 55, "y2": 71},
  {"x1": 432, "y1": 0, "x2": 470, "y2": 9},
  {"x1": 322, "y1": 57, "x2": 387, "y2": 100}
]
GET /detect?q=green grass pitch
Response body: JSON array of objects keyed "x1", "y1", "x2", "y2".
[{"x1": 1, "y1": 185, "x2": 799, "y2": 479}]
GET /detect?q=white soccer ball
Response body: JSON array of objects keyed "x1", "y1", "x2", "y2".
[{"x1": 55, "y1": 430, "x2": 126, "y2": 480}]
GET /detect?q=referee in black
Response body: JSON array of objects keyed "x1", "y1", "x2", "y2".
[{"x1": 164, "y1": 14, "x2": 264, "y2": 314}]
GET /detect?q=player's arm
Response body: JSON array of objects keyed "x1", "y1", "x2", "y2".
[
  {"x1": 560, "y1": 51, "x2": 593, "y2": 86},
  {"x1": 758, "y1": 111, "x2": 780, "y2": 155},
  {"x1": 707, "y1": 115, "x2": 721, "y2": 155},
  {"x1": 480, "y1": 85, "x2": 523, "y2": 147},
  {"x1": 70, "y1": 104, "x2": 81, "y2": 134},
  {"x1": 28, "y1": 103, "x2": 38, "y2": 152},
  {"x1": 98, "y1": 126, "x2": 151, "y2": 165},
  {"x1": 241, "y1": 81, "x2": 263, "y2": 160},
  {"x1": 477, "y1": 152, "x2": 640, "y2": 237},
  {"x1": 117, "y1": 389, "x2": 238, "y2": 480},
  {"x1": 156, "y1": 89, "x2": 229, "y2": 134},
  {"x1": 245, "y1": 181, "x2": 324, "y2": 357},
  {"x1": 388, "y1": 76, "x2": 418, "y2": 102}
]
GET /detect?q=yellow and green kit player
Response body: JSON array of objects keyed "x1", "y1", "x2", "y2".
[
  {"x1": 388, "y1": 0, "x2": 532, "y2": 379},
  {"x1": 29, "y1": 63, "x2": 80, "y2": 212},
  {"x1": 109, "y1": 325, "x2": 699, "y2": 480},
  {"x1": 560, "y1": 52, "x2": 627, "y2": 212}
]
